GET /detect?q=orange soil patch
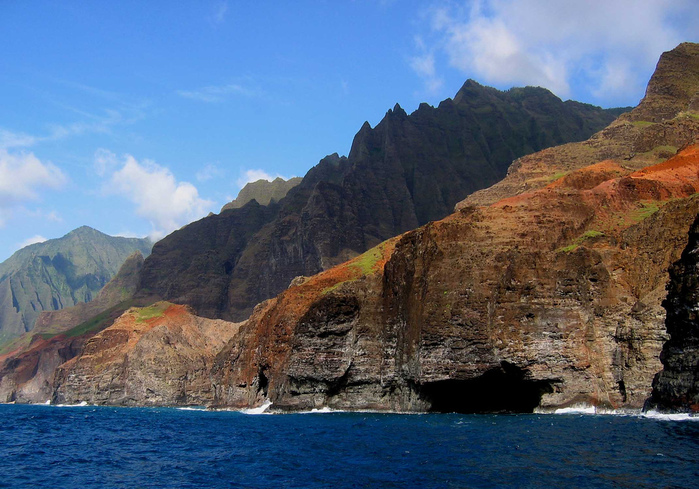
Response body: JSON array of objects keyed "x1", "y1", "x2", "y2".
[{"x1": 493, "y1": 145, "x2": 699, "y2": 215}]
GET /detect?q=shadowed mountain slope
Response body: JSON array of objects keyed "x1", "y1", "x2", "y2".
[
  {"x1": 0, "y1": 227, "x2": 152, "y2": 344},
  {"x1": 139, "y1": 82, "x2": 625, "y2": 322}
]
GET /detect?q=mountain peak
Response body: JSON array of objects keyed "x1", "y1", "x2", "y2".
[
  {"x1": 67, "y1": 225, "x2": 101, "y2": 237},
  {"x1": 628, "y1": 42, "x2": 699, "y2": 122}
]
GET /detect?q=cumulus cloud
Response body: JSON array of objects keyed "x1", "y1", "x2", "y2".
[
  {"x1": 410, "y1": 37, "x2": 444, "y2": 94},
  {"x1": 102, "y1": 153, "x2": 213, "y2": 241},
  {"x1": 236, "y1": 169, "x2": 288, "y2": 189},
  {"x1": 18, "y1": 235, "x2": 48, "y2": 249},
  {"x1": 0, "y1": 149, "x2": 67, "y2": 226},
  {"x1": 414, "y1": 0, "x2": 698, "y2": 104}
]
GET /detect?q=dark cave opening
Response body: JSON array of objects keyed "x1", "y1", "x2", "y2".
[
  {"x1": 421, "y1": 362, "x2": 559, "y2": 414},
  {"x1": 258, "y1": 369, "x2": 269, "y2": 397}
]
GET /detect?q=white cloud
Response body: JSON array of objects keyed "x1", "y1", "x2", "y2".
[
  {"x1": 103, "y1": 154, "x2": 213, "y2": 241},
  {"x1": 94, "y1": 148, "x2": 119, "y2": 176},
  {"x1": 236, "y1": 169, "x2": 288, "y2": 189},
  {"x1": 196, "y1": 163, "x2": 225, "y2": 182},
  {"x1": 0, "y1": 129, "x2": 38, "y2": 150},
  {"x1": 18, "y1": 235, "x2": 47, "y2": 249},
  {"x1": 0, "y1": 149, "x2": 67, "y2": 226},
  {"x1": 410, "y1": 44, "x2": 444, "y2": 94},
  {"x1": 415, "y1": 0, "x2": 698, "y2": 104},
  {"x1": 176, "y1": 83, "x2": 259, "y2": 103}
]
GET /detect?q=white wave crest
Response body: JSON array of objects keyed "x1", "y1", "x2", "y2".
[
  {"x1": 241, "y1": 399, "x2": 273, "y2": 415},
  {"x1": 640, "y1": 410, "x2": 698, "y2": 421}
]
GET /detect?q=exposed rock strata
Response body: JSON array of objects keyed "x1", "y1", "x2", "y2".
[
  {"x1": 52, "y1": 303, "x2": 240, "y2": 406},
  {"x1": 139, "y1": 84, "x2": 624, "y2": 322},
  {"x1": 211, "y1": 146, "x2": 699, "y2": 412},
  {"x1": 649, "y1": 214, "x2": 699, "y2": 412},
  {"x1": 0, "y1": 252, "x2": 151, "y2": 403},
  {"x1": 2, "y1": 43, "x2": 697, "y2": 412},
  {"x1": 462, "y1": 42, "x2": 699, "y2": 208}
]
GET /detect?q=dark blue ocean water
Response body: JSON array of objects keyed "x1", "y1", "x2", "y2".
[{"x1": 0, "y1": 404, "x2": 697, "y2": 489}]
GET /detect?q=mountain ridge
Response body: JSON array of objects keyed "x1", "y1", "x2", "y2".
[
  {"x1": 136, "y1": 78, "x2": 626, "y2": 322},
  {"x1": 0, "y1": 227, "x2": 152, "y2": 344}
]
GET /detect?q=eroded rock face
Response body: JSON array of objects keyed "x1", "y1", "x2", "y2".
[
  {"x1": 0, "y1": 252, "x2": 149, "y2": 404},
  {"x1": 139, "y1": 83, "x2": 623, "y2": 322},
  {"x1": 211, "y1": 146, "x2": 699, "y2": 412},
  {"x1": 52, "y1": 303, "x2": 241, "y2": 406},
  {"x1": 649, "y1": 214, "x2": 699, "y2": 412},
  {"x1": 462, "y1": 43, "x2": 699, "y2": 208}
]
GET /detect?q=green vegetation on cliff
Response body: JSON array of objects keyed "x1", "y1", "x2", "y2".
[
  {"x1": 139, "y1": 80, "x2": 625, "y2": 322},
  {"x1": 0, "y1": 226, "x2": 152, "y2": 345}
]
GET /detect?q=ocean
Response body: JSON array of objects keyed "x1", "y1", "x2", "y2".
[{"x1": 0, "y1": 404, "x2": 696, "y2": 488}]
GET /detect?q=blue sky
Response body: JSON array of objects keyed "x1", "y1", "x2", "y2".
[{"x1": 1, "y1": 0, "x2": 697, "y2": 261}]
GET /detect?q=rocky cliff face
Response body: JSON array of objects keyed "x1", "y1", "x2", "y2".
[
  {"x1": 3, "y1": 43, "x2": 696, "y2": 412},
  {"x1": 52, "y1": 303, "x2": 240, "y2": 406},
  {"x1": 649, "y1": 214, "x2": 699, "y2": 412},
  {"x1": 0, "y1": 252, "x2": 151, "y2": 403},
  {"x1": 139, "y1": 83, "x2": 624, "y2": 322},
  {"x1": 0, "y1": 227, "x2": 152, "y2": 344},
  {"x1": 462, "y1": 42, "x2": 699, "y2": 208},
  {"x1": 207, "y1": 43, "x2": 699, "y2": 413},
  {"x1": 221, "y1": 177, "x2": 302, "y2": 212},
  {"x1": 211, "y1": 145, "x2": 699, "y2": 412}
]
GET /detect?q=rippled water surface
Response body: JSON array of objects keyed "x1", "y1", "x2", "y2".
[{"x1": 0, "y1": 404, "x2": 697, "y2": 488}]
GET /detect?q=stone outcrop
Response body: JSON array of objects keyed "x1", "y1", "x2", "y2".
[
  {"x1": 139, "y1": 83, "x2": 624, "y2": 322},
  {"x1": 52, "y1": 303, "x2": 241, "y2": 406},
  {"x1": 462, "y1": 42, "x2": 699, "y2": 208},
  {"x1": 211, "y1": 145, "x2": 699, "y2": 412},
  {"x1": 2, "y1": 43, "x2": 697, "y2": 412},
  {"x1": 0, "y1": 252, "x2": 153, "y2": 403},
  {"x1": 221, "y1": 177, "x2": 302, "y2": 212},
  {"x1": 0, "y1": 226, "x2": 152, "y2": 344},
  {"x1": 649, "y1": 214, "x2": 699, "y2": 412}
]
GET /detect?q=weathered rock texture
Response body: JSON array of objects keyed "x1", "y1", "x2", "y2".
[
  {"x1": 52, "y1": 303, "x2": 241, "y2": 406},
  {"x1": 221, "y1": 177, "x2": 302, "y2": 212},
  {"x1": 649, "y1": 214, "x2": 699, "y2": 412},
  {"x1": 139, "y1": 83, "x2": 624, "y2": 322},
  {"x1": 211, "y1": 145, "x2": 699, "y2": 412},
  {"x1": 0, "y1": 252, "x2": 153, "y2": 403},
  {"x1": 462, "y1": 42, "x2": 699, "y2": 208},
  {"x1": 0, "y1": 226, "x2": 152, "y2": 344},
  {"x1": 206, "y1": 43, "x2": 699, "y2": 413},
  {"x1": 2, "y1": 43, "x2": 697, "y2": 411}
]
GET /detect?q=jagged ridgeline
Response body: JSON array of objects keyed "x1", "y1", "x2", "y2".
[
  {"x1": 3, "y1": 42, "x2": 699, "y2": 411},
  {"x1": 138, "y1": 82, "x2": 626, "y2": 322},
  {"x1": 0, "y1": 227, "x2": 152, "y2": 344},
  {"x1": 221, "y1": 177, "x2": 303, "y2": 212}
]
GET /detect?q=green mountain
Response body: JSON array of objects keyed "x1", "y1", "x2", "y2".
[{"x1": 0, "y1": 226, "x2": 152, "y2": 344}]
